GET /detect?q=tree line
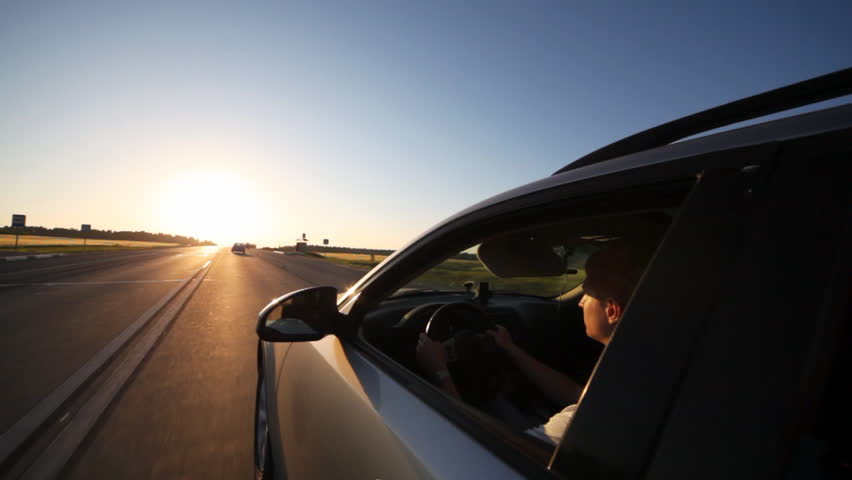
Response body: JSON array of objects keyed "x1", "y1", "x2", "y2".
[
  {"x1": 0, "y1": 225, "x2": 215, "y2": 246},
  {"x1": 265, "y1": 243, "x2": 477, "y2": 260},
  {"x1": 267, "y1": 244, "x2": 395, "y2": 256}
]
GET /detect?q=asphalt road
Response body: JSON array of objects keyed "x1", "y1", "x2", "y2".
[
  {"x1": 0, "y1": 247, "x2": 373, "y2": 478},
  {"x1": 0, "y1": 247, "x2": 215, "y2": 433}
]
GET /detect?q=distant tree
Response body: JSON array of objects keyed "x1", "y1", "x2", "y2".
[{"x1": 0, "y1": 225, "x2": 215, "y2": 246}]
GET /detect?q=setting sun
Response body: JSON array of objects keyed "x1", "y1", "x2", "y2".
[{"x1": 158, "y1": 171, "x2": 264, "y2": 246}]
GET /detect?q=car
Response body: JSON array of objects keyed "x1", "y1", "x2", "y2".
[
  {"x1": 253, "y1": 69, "x2": 852, "y2": 480},
  {"x1": 232, "y1": 243, "x2": 246, "y2": 254}
]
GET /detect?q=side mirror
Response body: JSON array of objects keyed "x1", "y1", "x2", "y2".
[{"x1": 256, "y1": 286, "x2": 340, "y2": 342}]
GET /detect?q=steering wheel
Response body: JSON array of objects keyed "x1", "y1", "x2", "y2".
[
  {"x1": 424, "y1": 302, "x2": 495, "y2": 341},
  {"x1": 423, "y1": 302, "x2": 508, "y2": 406}
]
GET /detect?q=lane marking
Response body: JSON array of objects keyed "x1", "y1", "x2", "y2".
[
  {"x1": 0, "y1": 250, "x2": 173, "y2": 277},
  {"x1": 0, "y1": 279, "x2": 186, "y2": 287},
  {"x1": 0, "y1": 254, "x2": 66, "y2": 262},
  {"x1": 20, "y1": 256, "x2": 217, "y2": 479},
  {"x1": 0, "y1": 256, "x2": 215, "y2": 470}
]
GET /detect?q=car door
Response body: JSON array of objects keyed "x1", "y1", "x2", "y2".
[
  {"x1": 266, "y1": 335, "x2": 529, "y2": 479},
  {"x1": 551, "y1": 133, "x2": 851, "y2": 479},
  {"x1": 638, "y1": 134, "x2": 851, "y2": 479}
]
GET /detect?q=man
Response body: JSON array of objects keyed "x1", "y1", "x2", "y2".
[{"x1": 416, "y1": 242, "x2": 649, "y2": 444}]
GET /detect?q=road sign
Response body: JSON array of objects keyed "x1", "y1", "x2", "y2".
[
  {"x1": 81, "y1": 224, "x2": 91, "y2": 232},
  {"x1": 12, "y1": 214, "x2": 26, "y2": 227},
  {"x1": 323, "y1": 239, "x2": 329, "y2": 245}
]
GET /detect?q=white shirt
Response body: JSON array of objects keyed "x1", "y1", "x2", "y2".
[{"x1": 525, "y1": 404, "x2": 577, "y2": 445}]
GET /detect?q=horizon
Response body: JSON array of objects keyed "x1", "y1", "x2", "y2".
[{"x1": 0, "y1": 222, "x2": 391, "y2": 250}]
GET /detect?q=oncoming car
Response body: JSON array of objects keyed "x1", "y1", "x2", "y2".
[{"x1": 253, "y1": 70, "x2": 851, "y2": 479}]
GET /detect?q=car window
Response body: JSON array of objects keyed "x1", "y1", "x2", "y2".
[{"x1": 359, "y1": 202, "x2": 681, "y2": 467}]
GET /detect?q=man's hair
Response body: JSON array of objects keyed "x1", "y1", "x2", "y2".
[{"x1": 582, "y1": 241, "x2": 653, "y2": 307}]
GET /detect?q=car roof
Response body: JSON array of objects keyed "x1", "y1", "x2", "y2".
[
  {"x1": 445, "y1": 101, "x2": 852, "y2": 229},
  {"x1": 554, "y1": 67, "x2": 852, "y2": 174},
  {"x1": 430, "y1": 70, "x2": 852, "y2": 235}
]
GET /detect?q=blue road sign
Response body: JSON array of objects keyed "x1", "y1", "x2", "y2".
[
  {"x1": 12, "y1": 214, "x2": 26, "y2": 227},
  {"x1": 81, "y1": 224, "x2": 91, "y2": 232}
]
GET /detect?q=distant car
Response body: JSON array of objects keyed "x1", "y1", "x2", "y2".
[
  {"x1": 254, "y1": 69, "x2": 852, "y2": 479},
  {"x1": 231, "y1": 243, "x2": 246, "y2": 254}
]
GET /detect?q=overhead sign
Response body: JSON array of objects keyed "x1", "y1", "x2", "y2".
[
  {"x1": 81, "y1": 224, "x2": 92, "y2": 232},
  {"x1": 11, "y1": 214, "x2": 26, "y2": 227}
]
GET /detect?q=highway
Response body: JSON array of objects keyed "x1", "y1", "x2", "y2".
[{"x1": 0, "y1": 247, "x2": 370, "y2": 478}]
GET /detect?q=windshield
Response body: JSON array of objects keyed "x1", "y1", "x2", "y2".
[{"x1": 395, "y1": 246, "x2": 588, "y2": 298}]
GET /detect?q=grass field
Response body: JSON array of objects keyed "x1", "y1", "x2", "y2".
[
  {"x1": 0, "y1": 234, "x2": 179, "y2": 253},
  {"x1": 320, "y1": 252, "x2": 389, "y2": 269},
  {"x1": 318, "y1": 251, "x2": 582, "y2": 297},
  {"x1": 406, "y1": 258, "x2": 582, "y2": 297}
]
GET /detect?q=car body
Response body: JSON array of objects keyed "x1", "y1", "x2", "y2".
[
  {"x1": 254, "y1": 70, "x2": 852, "y2": 479},
  {"x1": 232, "y1": 243, "x2": 246, "y2": 254}
]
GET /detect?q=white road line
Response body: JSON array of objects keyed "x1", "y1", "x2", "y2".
[
  {"x1": 20, "y1": 256, "x2": 216, "y2": 479},
  {"x1": 0, "y1": 258, "x2": 213, "y2": 469},
  {"x1": 0, "y1": 254, "x2": 66, "y2": 262},
  {"x1": 0, "y1": 251, "x2": 169, "y2": 276},
  {"x1": 0, "y1": 279, "x2": 186, "y2": 287}
]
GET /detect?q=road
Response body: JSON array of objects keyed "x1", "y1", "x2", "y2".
[{"x1": 0, "y1": 247, "x2": 370, "y2": 478}]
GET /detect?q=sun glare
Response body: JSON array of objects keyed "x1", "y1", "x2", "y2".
[{"x1": 159, "y1": 171, "x2": 263, "y2": 246}]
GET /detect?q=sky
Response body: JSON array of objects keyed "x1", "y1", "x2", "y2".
[{"x1": 1, "y1": 1, "x2": 850, "y2": 249}]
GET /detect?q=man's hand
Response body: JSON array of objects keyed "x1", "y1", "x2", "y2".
[
  {"x1": 416, "y1": 333, "x2": 448, "y2": 373},
  {"x1": 415, "y1": 333, "x2": 462, "y2": 399},
  {"x1": 487, "y1": 324, "x2": 517, "y2": 354}
]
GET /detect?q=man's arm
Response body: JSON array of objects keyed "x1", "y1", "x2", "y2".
[
  {"x1": 416, "y1": 333, "x2": 461, "y2": 400},
  {"x1": 489, "y1": 325, "x2": 583, "y2": 406}
]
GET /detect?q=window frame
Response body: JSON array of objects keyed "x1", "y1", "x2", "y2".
[{"x1": 344, "y1": 184, "x2": 699, "y2": 475}]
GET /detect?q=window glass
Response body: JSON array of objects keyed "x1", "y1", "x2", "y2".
[{"x1": 395, "y1": 244, "x2": 590, "y2": 298}]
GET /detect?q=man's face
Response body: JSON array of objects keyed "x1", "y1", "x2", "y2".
[{"x1": 578, "y1": 292, "x2": 619, "y2": 344}]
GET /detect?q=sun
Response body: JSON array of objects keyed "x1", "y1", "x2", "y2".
[{"x1": 159, "y1": 171, "x2": 263, "y2": 245}]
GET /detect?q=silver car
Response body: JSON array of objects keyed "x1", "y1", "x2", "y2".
[{"x1": 254, "y1": 69, "x2": 852, "y2": 479}]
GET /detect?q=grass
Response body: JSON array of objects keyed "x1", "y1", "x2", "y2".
[
  {"x1": 317, "y1": 252, "x2": 583, "y2": 297},
  {"x1": 0, "y1": 234, "x2": 179, "y2": 254},
  {"x1": 319, "y1": 252, "x2": 389, "y2": 270},
  {"x1": 408, "y1": 258, "x2": 583, "y2": 297}
]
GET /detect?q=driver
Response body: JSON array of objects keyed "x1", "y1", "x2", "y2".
[{"x1": 416, "y1": 242, "x2": 649, "y2": 445}]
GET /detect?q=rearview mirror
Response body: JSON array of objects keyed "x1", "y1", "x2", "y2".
[
  {"x1": 477, "y1": 234, "x2": 566, "y2": 277},
  {"x1": 256, "y1": 286, "x2": 340, "y2": 342}
]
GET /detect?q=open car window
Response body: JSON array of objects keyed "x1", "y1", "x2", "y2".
[
  {"x1": 362, "y1": 209, "x2": 677, "y2": 439},
  {"x1": 354, "y1": 176, "x2": 692, "y2": 474}
]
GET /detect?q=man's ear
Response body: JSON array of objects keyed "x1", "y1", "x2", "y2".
[{"x1": 604, "y1": 298, "x2": 623, "y2": 325}]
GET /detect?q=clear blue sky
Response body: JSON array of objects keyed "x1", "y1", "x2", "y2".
[{"x1": 1, "y1": 1, "x2": 850, "y2": 248}]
